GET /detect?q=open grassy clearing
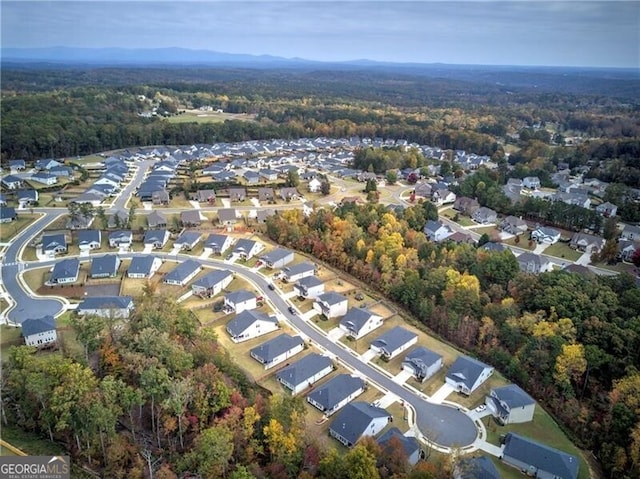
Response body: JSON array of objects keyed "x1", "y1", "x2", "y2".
[
  {"x1": 165, "y1": 110, "x2": 256, "y2": 124},
  {"x1": 502, "y1": 235, "x2": 536, "y2": 250},
  {"x1": 440, "y1": 208, "x2": 475, "y2": 227},
  {"x1": 543, "y1": 242, "x2": 582, "y2": 262},
  {"x1": 0, "y1": 214, "x2": 39, "y2": 242}
]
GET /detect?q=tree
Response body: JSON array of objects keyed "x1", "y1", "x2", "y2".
[
  {"x1": 385, "y1": 170, "x2": 398, "y2": 185},
  {"x1": 70, "y1": 314, "x2": 105, "y2": 361},
  {"x1": 181, "y1": 425, "x2": 234, "y2": 478},
  {"x1": 554, "y1": 343, "x2": 587, "y2": 397},
  {"x1": 286, "y1": 169, "x2": 300, "y2": 187},
  {"x1": 364, "y1": 179, "x2": 377, "y2": 193},
  {"x1": 320, "y1": 180, "x2": 331, "y2": 196},
  {"x1": 406, "y1": 172, "x2": 418, "y2": 184},
  {"x1": 96, "y1": 205, "x2": 108, "y2": 230}
]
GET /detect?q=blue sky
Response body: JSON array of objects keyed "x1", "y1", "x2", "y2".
[{"x1": 2, "y1": 1, "x2": 639, "y2": 68}]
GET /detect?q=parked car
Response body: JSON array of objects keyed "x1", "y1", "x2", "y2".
[
  {"x1": 475, "y1": 404, "x2": 486, "y2": 413},
  {"x1": 354, "y1": 292, "x2": 364, "y2": 300},
  {"x1": 288, "y1": 306, "x2": 296, "y2": 315},
  {"x1": 268, "y1": 283, "x2": 275, "y2": 290}
]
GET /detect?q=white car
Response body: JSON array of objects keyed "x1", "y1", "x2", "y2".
[{"x1": 475, "y1": 404, "x2": 487, "y2": 413}]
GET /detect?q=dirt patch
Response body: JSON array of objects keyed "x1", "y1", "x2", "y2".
[
  {"x1": 84, "y1": 283, "x2": 120, "y2": 297},
  {"x1": 37, "y1": 284, "x2": 85, "y2": 299}
]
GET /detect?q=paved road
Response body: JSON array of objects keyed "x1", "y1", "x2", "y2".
[{"x1": 109, "y1": 159, "x2": 154, "y2": 212}]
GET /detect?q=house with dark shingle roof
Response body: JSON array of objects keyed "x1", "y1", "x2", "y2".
[
  {"x1": 174, "y1": 231, "x2": 202, "y2": 251},
  {"x1": 502, "y1": 433, "x2": 579, "y2": 479},
  {"x1": 108, "y1": 230, "x2": 132, "y2": 249},
  {"x1": 293, "y1": 275, "x2": 325, "y2": 299},
  {"x1": 339, "y1": 307, "x2": 383, "y2": 340},
  {"x1": 17, "y1": 189, "x2": 38, "y2": 206},
  {"x1": 218, "y1": 208, "x2": 239, "y2": 227},
  {"x1": 329, "y1": 401, "x2": 391, "y2": 448},
  {"x1": 127, "y1": 256, "x2": 162, "y2": 278},
  {"x1": 472, "y1": 206, "x2": 498, "y2": 225},
  {"x1": 77, "y1": 296, "x2": 134, "y2": 319},
  {"x1": 0, "y1": 206, "x2": 17, "y2": 223},
  {"x1": 530, "y1": 226, "x2": 561, "y2": 244},
  {"x1": 402, "y1": 346, "x2": 443, "y2": 383},
  {"x1": 77, "y1": 230, "x2": 101, "y2": 251},
  {"x1": 445, "y1": 355, "x2": 494, "y2": 395},
  {"x1": 276, "y1": 353, "x2": 333, "y2": 395},
  {"x1": 147, "y1": 210, "x2": 167, "y2": 229},
  {"x1": 260, "y1": 248, "x2": 294, "y2": 269},
  {"x1": 569, "y1": 232, "x2": 605, "y2": 254},
  {"x1": 500, "y1": 216, "x2": 528, "y2": 236},
  {"x1": 377, "y1": 428, "x2": 423, "y2": 466},
  {"x1": 233, "y1": 238, "x2": 264, "y2": 260},
  {"x1": 307, "y1": 374, "x2": 366, "y2": 416},
  {"x1": 423, "y1": 220, "x2": 453, "y2": 242},
  {"x1": 143, "y1": 229, "x2": 170, "y2": 249},
  {"x1": 2, "y1": 174, "x2": 24, "y2": 190},
  {"x1": 313, "y1": 292, "x2": 348, "y2": 318},
  {"x1": 192, "y1": 269, "x2": 233, "y2": 298},
  {"x1": 517, "y1": 252, "x2": 552, "y2": 274},
  {"x1": 90, "y1": 254, "x2": 120, "y2": 279},
  {"x1": 226, "y1": 310, "x2": 279, "y2": 343},
  {"x1": 258, "y1": 187, "x2": 275, "y2": 202},
  {"x1": 485, "y1": 384, "x2": 535, "y2": 425},
  {"x1": 228, "y1": 187, "x2": 246, "y2": 201},
  {"x1": 453, "y1": 196, "x2": 480, "y2": 216},
  {"x1": 22, "y1": 315, "x2": 57, "y2": 347},
  {"x1": 454, "y1": 456, "x2": 502, "y2": 479},
  {"x1": 224, "y1": 289, "x2": 257, "y2": 313},
  {"x1": 41, "y1": 233, "x2": 67, "y2": 256},
  {"x1": 164, "y1": 259, "x2": 202, "y2": 286},
  {"x1": 204, "y1": 233, "x2": 233, "y2": 254},
  {"x1": 369, "y1": 326, "x2": 418, "y2": 360},
  {"x1": 249, "y1": 333, "x2": 304, "y2": 369},
  {"x1": 49, "y1": 258, "x2": 80, "y2": 284},
  {"x1": 281, "y1": 261, "x2": 315, "y2": 283},
  {"x1": 180, "y1": 210, "x2": 202, "y2": 227}
]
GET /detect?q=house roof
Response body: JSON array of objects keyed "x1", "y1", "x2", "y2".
[
  {"x1": 503, "y1": 433, "x2": 578, "y2": 479},
  {"x1": 0, "y1": 207, "x2": 17, "y2": 220},
  {"x1": 42, "y1": 233, "x2": 66, "y2": 251},
  {"x1": 234, "y1": 238, "x2": 258, "y2": 253},
  {"x1": 261, "y1": 248, "x2": 293, "y2": 264},
  {"x1": 282, "y1": 261, "x2": 315, "y2": 277},
  {"x1": 456, "y1": 456, "x2": 502, "y2": 479},
  {"x1": 51, "y1": 258, "x2": 79, "y2": 282},
  {"x1": 181, "y1": 210, "x2": 202, "y2": 224},
  {"x1": 204, "y1": 234, "x2": 230, "y2": 249},
  {"x1": 175, "y1": 231, "x2": 202, "y2": 246},
  {"x1": 192, "y1": 269, "x2": 233, "y2": 289},
  {"x1": 128, "y1": 255, "x2": 159, "y2": 275},
  {"x1": 330, "y1": 401, "x2": 390, "y2": 445},
  {"x1": 147, "y1": 210, "x2": 167, "y2": 226},
  {"x1": 22, "y1": 315, "x2": 56, "y2": 336},
  {"x1": 403, "y1": 346, "x2": 443, "y2": 369},
  {"x1": 307, "y1": 374, "x2": 365, "y2": 410},
  {"x1": 227, "y1": 310, "x2": 277, "y2": 337},
  {"x1": 446, "y1": 355, "x2": 492, "y2": 390},
  {"x1": 164, "y1": 259, "x2": 201, "y2": 283},
  {"x1": 17, "y1": 189, "x2": 37, "y2": 200},
  {"x1": 517, "y1": 252, "x2": 548, "y2": 269},
  {"x1": 78, "y1": 229, "x2": 101, "y2": 246},
  {"x1": 340, "y1": 307, "x2": 378, "y2": 334},
  {"x1": 109, "y1": 230, "x2": 132, "y2": 241},
  {"x1": 370, "y1": 326, "x2": 417, "y2": 355},
  {"x1": 377, "y1": 427, "x2": 421, "y2": 461},
  {"x1": 295, "y1": 275, "x2": 324, "y2": 289},
  {"x1": 225, "y1": 289, "x2": 256, "y2": 304},
  {"x1": 276, "y1": 353, "x2": 332, "y2": 387},
  {"x1": 218, "y1": 208, "x2": 238, "y2": 223},
  {"x1": 250, "y1": 333, "x2": 303, "y2": 363},
  {"x1": 144, "y1": 229, "x2": 168, "y2": 243},
  {"x1": 424, "y1": 220, "x2": 445, "y2": 234},
  {"x1": 491, "y1": 384, "x2": 535, "y2": 408},
  {"x1": 90, "y1": 255, "x2": 119, "y2": 276},
  {"x1": 78, "y1": 296, "x2": 133, "y2": 311},
  {"x1": 315, "y1": 291, "x2": 348, "y2": 306}
]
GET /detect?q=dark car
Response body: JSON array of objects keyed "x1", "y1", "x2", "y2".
[
  {"x1": 288, "y1": 306, "x2": 296, "y2": 315},
  {"x1": 268, "y1": 283, "x2": 275, "y2": 290}
]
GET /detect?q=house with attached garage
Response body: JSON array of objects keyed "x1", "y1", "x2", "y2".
[
  {"x1": 41, "y1": 233, "x2": 68, "y2": 256},
  {"x1": 144, "y1": 229, "x2": 170, "y2": 249},
  {"x1": 30, "y1": 172, "x2": 58, "y2": 185},
  {"x1": 329, "y1": 401, "x2": 391, "y2": 448},
  {"x1": 596, "y1": 201, "x2": 617, "y2": 218},
  {"x1": 35, "y1": 158, "x2": 62, "y2": 170},
  {"x1": 204, "y1": 233, "x2": 233, "y2": 255},
  {"x1": 517, "y1": 252, "x2": 553, "y2": 274},
  {"x1": 472, "y1": 206, "x2": 498, "y2": 225},
  {"x1": 402, "y1": 346, "x2": 443, "y2": 382},
  {"x1": 256, "y1": 208, "x2": 276, "y2": 224},
  {"x1": 259, "y1": 169, "x2": 279, "y2": 181},
  {"x1": 617, "y1": 239, "x2": 639, "y2": 262},
  {"x1": 49, "y1": 258, "x2": 80, "y2": 284},
  {"x1": 22, "y1": 315, "x2": 57, "y2": 347},
  {"x1": 192, "y1": 189, "x2": 216, "y2": 204},
  {"x1": 431, "y1": 187, "x2": 456, "y2": 206},
  {"x1": 280, "y1": 187, "x2": 299, "y2": 201},
  {"x1": 233, "y1": 239, "x2": 264, "y2": 260},
  {"x1": 244, "y1": 170, "x2": 260, "y2": 184},
  {"x1": 0, "y1": 193, "x2": 7, "y2": 207},
  {"x1": 307, "y1": 374, "x2": 366, "y2": 416},
  {"x1": 127, "y1": 255, "x2": 162, "y2": 279},
  {"x1": 485, "y1": 384, "x2": 535, "y2": 425},
  {"x1": 174, "y1": 231, "x2": 202, "y2": 251},
  {"x1": 77, "y1": 296, "x2": 134, "y2": 319},
  {"x1": 276, "y1": 353, "x2": 333, "y2": 395},
  {"x1": 293, "y1": 275, "x2": 325, "y2": 299},
  {"x1": 77, "y1": 230, "x2": 101, "y2": 252},
  {"x1": 313, "y1": 292, "x2": 349, "y2": 319},
  {"x1": 454, "y1": 456, "x2": 501, "y2": 479},
  {"x1": 249, "y1": 333, "x2": 305, "y2": 370},
  {"x1": 377, "y1": 428, "x2": 423, "y2": 466},
  {"x1": 180, "y1": 210, "x2": 203, "y2": 227},
  {"x1": 260, "y1": 248, "x2": 295, "y2": 269},
  {"x1": 339, "y1": 307, "x2": 383, "y2": 340},
  {"x1": 2, "y1": 175, "x2": 24, "y2": 190},
  {"x1": 308, "y1": 177, "x2": 322, "y2": 193},
  {"x1": 500, "y1": 215, "x2": 528, "y2": 236},
  {"x1": 0, "y1": 207, "x2": 17, "y2": 223},
  {"x1": 501, "y1": 433, "x2": 579, "y2": 479},
  {"x1": 522, "y1": 176, "x2": 541, "y2": 189},
  {"x1": 9, "y1": 159, "x2": 26, "y2": 170},
  {"x1": 17, "y1": 189, "x2": 38, "y2": 207},
  {"x1": 423, "y1": 220, "x2": 454, "y2": 242},
  {"x1": 146, "y1": 210, "x2": 167, "y2": 229},
  {"x1": 530, "y1": 225, "x2": 561, "y2": 244},
  {"x1": 445, "y1": 355, "x2": 494, "y2": 395},
  {"x1": 109, "y1": 230, "x2": 132, "y2": 249},
  {"x1": 569, "y1": 232, "x2": 605, "y2": 254},
  {"x1": 90, "y1": 254, "x2": 120, "y2": 279},
  {"x1": 164, "y1": 259, "x2": 202, "y2": 286},
  {"x1": 258, "y1": 187, "x2": 275, "y2": 202},
  {"x1": 228, "y1": 187, "x2": 247, "y2": 202},
  {"x1": 226, "y1": 310, "x2": 279, "y2": 343},
  {"x1": 621, "y1": 224, "x2": 640, "y2": 241},
  {"x1": 281, "y1": 261, "x2": 315, "y2": 283},
  {"x1": 369, "y1": 326, "x2": 418, "y2": 360},
  {"x1": 218, "y1": 208, "x2": 239, "y2": 228},
  {"x1": 191, "y1": 269, "x2": 233, "y2": 297},
  {"x1": 453, "y1": 196, "x2": 480, "y2": 216},
  {"x1": 224, "y1": 289, "x2": 257, "y2": 313}
]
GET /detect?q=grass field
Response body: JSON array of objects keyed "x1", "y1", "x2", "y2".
[
  {"x1": 0, "y1": 214, "x2": 39, "y2": 242},
  {"x1": 543, "y1": 242, "x2": 582, "y2": 262},
  {"x1": 165, "y1": 110, "x2": 256, "y2": 124}
]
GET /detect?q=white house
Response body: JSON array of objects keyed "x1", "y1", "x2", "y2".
[
  {"x1": 224, "y1": 289, "x2": 257, "y2": 313},
  {"x1": 49, "y1": 258, "x2": 80, "y2": 284},
  {"x1": 77, "y1": 230, "x2": 102, "y2": 251},
  {"x1": 163, "y1": 259, "x2": 202, "y2": 286},
  {"x1": 517, "y1": 252, "x2": 553, "y2": 274},
  {"x1": 204, "y1": 234, "x2": 233, "y2": 255},
  {"x1": 191, "y1": 269, "x2": 234, "y2": 298},
  {"x1": 109, "y1": 230, "x2": 133, "y2": 249},
  {"x1": 307, "y1": 374, "x2": 366, "y2": 416},
  {"x1": 77, "y1": 296, "x2": 135, "y2": 319},
  {"x1": 522, "y1": 176, "x2": 541, "y2": 189},
  {"x1": 314, "y1": 292, "x2": 348, "y2": 319},
  {"x1": 250, "y1": 333, "x2": 305, "y2": 369},
  {"x1": 260, "y1": 248, "x2": 295, "y2": 269},
  {"x1": 445, "y1": 355, "x2": 494, "y2": 395},
  {"x1": 308, "y1": 177, "x2": 322, "y2": 193},
  {"x1": 530, "y1": 226, "x2": 561, "y2": 244},
  {"x1": 281, "y1": 261, "x2": 315, "y2": 283},
  {"x1": 485, "y1": 384, "x2": 536, "y2": 425},
  {"x1": 339, "y1": 307, "x2": 383, "y2": 340},
  {"x1": 402, "y1": 346, "x2": 443, "y2": 382},
  {"x1": 233, "y1": 239, "x2": 264, "y2": 260},
  {"x1": 276, "y1": 353, "x2": 333, "y2": 395},
  {"x1": 226, "y1": 310, "x2": 279, "y2": 343},
  {"x1": 127, "y1": 256, "x2": 163, "y2": 279},
  {"x1": 369, "y1": 326, "x2": 418, "y2": 360},
  {"x1": 329, "y1": 402, "x2": 391, "y2": 448},
  {"x1": 21, "y1": 315, "x2": 57, "y2": 347},
  {"x1": 144, "y1": 229, "x2": 170, "y2": 249},
  {"x1": 293, "y1": 276, "x2": 325, "y2": 299},
  {"x1": 378, "y1": 429, "x2": 423, "y2": 466},
  {"x1": 502, "y1": 433, "x2": 579, "y2": 479},
  {"x1": 423, "y1": 220, "x2": 453, "y2": 242}
]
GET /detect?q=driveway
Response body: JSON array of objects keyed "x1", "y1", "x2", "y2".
[{"x1": 430, "y1": 383, "x2": 455, "y2": 404}]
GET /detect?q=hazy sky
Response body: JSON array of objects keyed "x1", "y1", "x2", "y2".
[{"x1": 2, "y1": 1, "x2": 639, "y2": 68}]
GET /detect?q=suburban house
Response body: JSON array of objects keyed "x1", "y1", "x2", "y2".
[
  {"x1": 276, "y1": 353, "x2": 334, "y2": 395},
  {"x1": 90, "y1": 254, "x2": 121, "y2": 279},
  {"x1": 308, "y1": 177, "x2": 322, "y2": 193},
  {"x1": 423, "y1": 220, "x2": 454, "y2": 242},
  {"x1": 522, "y1": 176, "x2": 541, "y2": 189},
  {"x1": 204, "y1": 233, "x2": 233, "y2": 255},
  {"x1": 0, "y1": 207, "x2": 17, "y2": 223},
  {"x1": 147, "y1": 210, "x2": 168, "y2": 229},
  {"x1": 329, "y1": 401, "x2": 391, "y2": 448},
  {"x1": 293, "y1": 276, "x2": 325, "y2": 299},
  {"x1": 144, "y1": 230, "x2": 170, "y2": 249},
  {"x1": 618, "y1": 239, "x2": 639, "y2": 263},
  {"x1": 77, "y1": 230, "x2": 102, "y2": 251},
  {"x1": 431, "y1": 187, "x2": 456, "y2": 206},
  {"x1": 1, "y1": 175, "x2": 23, "y2": 190},
  {"x1": 17, "y1": 189, "x2": 38, "y2": 207},
  {"x1": 180, "y1": 210, "x2": 202, "y2": 227},
  {"x1": 500, "y1": 216, "x2": 528, "y2": 236},
  {"x1": 260, "y1": 248, "x2": 295, "y2": 269},
  {"x1": 259, "y1": 168, "x2": 279, "y2": 181},
  {"x1": 517, "y1": 252, "x2": 553, "y2": 274},
  {"x1": 501, "y1": 433, "x2": 579, "y2": 479},
  {"x1": 453, "y1": 196, "x2": 480, "y2": 216},
  {"x1": 339, "y1": 307, "x2": 383, "y2": 340},
  {"x1": 249, "y1": 333, "x2": 305, "y2": 369},
  {"x1": 402, "y1": 346, "x2": 444, "y2": 382},
  {"x1": 258, "y1": 187, "x2": 275, "y2": 202},
  {"x1": 108, "y1": 230, "x2": 133, "y2": 249},
  {"x1": 595, "y1": 201, "x2": 617, "y2": 217},
  {"x1": 31, "y1": 172, "x2": 57, "y2": 185},
  {"x1": 191, "y1": 269, "x2": 234, "y2": 297},
  {"x1": 164, "y1": 259, "x2": 202, "y2": 286},
  {"x1": 445, "y1": 355, "x2": 494, "y2": 395},
  {"x1": 228, "y1": 187, "x2": 247, "y2": 202},
  {"x1": 256, "y1": 208, "x2": 276, "y2": 224},
  {"x1": 151, "y1": 189, "x2": 170, "y2": 205},
  {"x1": 472, "y1": 206, "x2": 498, "y2": 225},
  {"x1": 224, "y1": 289, "x2": 257, "y2": 313},
  {"x1": 233, "y1": 239, "x2": 264, "y2": 260},
  {"x1": 174, "y1": 231, "x2": 202, "y2": 251},
  {"x1": 9, "y1": 159, "x2": 26, "y2": 170},
  {"x1": 486, "y1": 384, "x2": 536, "y2": 425},
  {"x1": 193, "y1": 189, "x2": 216, "y2": 204},
  {"x1": 314, "y1": 292, "x2": 349, "y2": 319},
  {"x1": 454, "y1": 456, "x2": 501, "y2": 479},
  {"x1": 21, "y1": 315, "x2": 57, "y2": 347},
  {"x1": 280, "y1": 187, "x2": 299, "y2": 201},
  {"x1": 226, "y1": 310, "x2": 279, "y2": 343},
  {"x1": 307, "y1": 374, "x2": 366, "y2": 416},
  {"x1": 41, "y1": 233, "x2": 68, "y2": 256},
  {"x1": 127, "y1": 256, "x2": 162, "y2": 279},
  {"x1": 49, "y1": 258, "x2": 80, "y2": 284},
  {"x1": 218, "y1": 208, "x2": 239, "y2": 228},
  {"x1": 414, "y1": 182, "x2": 433, "y2": 198},
  {"x1": 569, "y1": 232, "x2": 605, "y2": 254},
  {"x1": 49, "y1": 166, "x2": 73, "y2": 178},
  {"x1": 35, "y1": 158, "x2": 62, "y2": 170},
  {"x1": 620, "y1": 224, "x2": 640, "y2": 241},
  {"x1": 530, "y1": 226, "x2": 561, "y2": 244},
  {"x1": 377, "y1": 428, "x2": 422, "y2": 466},
  {"x1": 369, "y1": 326, "x2": 418, "y2": 360},
  {"x1": 281, "y1": 262, "x2": 316, "y2": 283},
  {"x1": 108, "y1": 209, "x2": 129, "y2": 229},
  {"x1": 0, "y1": 194, "x2": 7, "y2": 207},
  {"x1": 77, "y1": 296, "x2": 135, "y2": 319},
  {"x1": 244, "y1": 170, "x2": 260, "y2": 184}
]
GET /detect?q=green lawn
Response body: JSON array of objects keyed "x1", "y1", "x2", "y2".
[
  {"x1": 543, "y1": 242, "x2": 582, "y2": 262},
  {"x1": 165, "y1": 111, "x2": 256, "y2": 124},
  {"x1": 1, "y1": 324, "x2": 23, "y2": 361},
  {"x1": 440, "y1": 208, "x2": 475, "y2": 227},
  {"x1": 0, "y1": 215, "x2": 39, "y2": 242}
]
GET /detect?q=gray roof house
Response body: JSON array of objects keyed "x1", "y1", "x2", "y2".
[
  {"x1": 228, "y1": 187, "x2": 246, "y2": 201},
  {"x1": 313, "y1": 292, "x2": 349, "y2": 319},
  {"x1": 22, "y1": 315, "x2": 57, "y2": 347},
  {"x1": 530, "y1": 226, "x2": 561, "y2": 244},
  {"x1": 127, "y1": 255, "x2": 162, "y2": 278},
  {"x1": 147, "y1": 210, "x2": 167, "y2": 229},
  {"x1": 517, "y1": 252, "x2": 552, "y2": 274},
  {"x1": 454, "y1": 456, "x2": 501, "y2": 479},
  {"x1": 0, "y1": 206, "x2": 17, "y2": 223},
  {"x1": 50, "y1": 258, "x2": 80, "y2": 284},
  {"x1": 402, "y1": 346, "x2": 443, "y2": 382},
  {"x1": 569, "y1": 232, "x2": 605, "y2": 254},
  {"x1": 500, "y1": 216, "x2": 528, "y2": 236},
  {"x1": 224, "y1": 289, "x2": 257, "y2": 313},
  {"x1": 339, "y1": 307, "x2": 383, "y2": 340},
  {"x1": 226, "y1": 310, "x2": 279, "y2": 343},
  {"x1": 164, "y1": 259, "x2": 202, "y2": 286},
  {"x1": 108, "y1": 230, "x2": 132, "y2": 248},
  {"x1": 180, "y1": 210, "x2": 202, "y2": 227},
  {"x1": 2, "y1": 174, "x2": 24, "y2": 189},
  {"x1": 192, "y1": 269, "x2": 234, "y2": 298},
  {"x1": 472, "y1": 207, "x2": 498, "y2": 225},
  {"x1": 233, "y1": 239, "x2": 264, "y2": 260},
  {"x1": 174, "y1": 231, "x2": 202, "y2": 250},
  {"x1": 502, "y1": 433, "x2": 579, "y2": 479},
  {"x1": 218, "y1": 208, "x2": 239, "y2": 226},
  {"x1": 423, "y1": 220, "x2": 453, "y2": 242},
  {"x1": 329, "y1": 401, "x2": 391, "y2": 448},
  {"x1": 307, "y1": 374, "x2": 366, "y2": 416},
  {"x1": 377, "y1": 428, "x2": 422, "y2": 466},
  {"x1": 445, "y1": 355, "x2": 494, "y2": 395},
  {"x1": 522, "y1": 176, "x2": 541, "y2": 189},
  {"x1": 260, "y1": 248, "x2": 295, "y2": 269},
  {"x1": 77, "y1": 296, "x2": 134, "y2": 319},
  {"x1": 370, "y1": 326, "x2": 418, "y2": 360},
  {"x1": 90, "y1": 254, "x2": 121, "y2": 278},
  {"x1": 293, "y1": 276, "x2": 325, "y2": 299},
  {"x1": 276, "y1": 353, "x2": 334, "y2": 395},
  {"x1": 621, "y1": 224, "x2": 640, "y2": 241},
  {"x1": 453, "y1": 196, "x2": 480, "y2": 216},
  {"x1": 249, "y1": 333, "x2": 305, "y2": 369},
  {"x1": 280, "y1": 187, "x2": 299, "y2": 201},
  {"x1": 258, "y1": 187, "x2": 275, "y2": 202},
  {"x1": 143, "y1": 229, "x2": 170, "y2": 249},
  {"x1": 281, "y1": 261, "x2": 315, "y2": 283},
  {"x1": 204, "y1": 233, "x2": 232, "y2": 254},
  {"x1": 486, "y1": 384, "x2": 536, "y2": 425},
  {"x1": 595, "y1": 201, "x2": 617, "y2": 218},
  {"x1": 77, "y1": 230, "x2": 101, "y2": 251},
  {"x1": 41, "y1": 233, "x2": 67, "y2": 256}
]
